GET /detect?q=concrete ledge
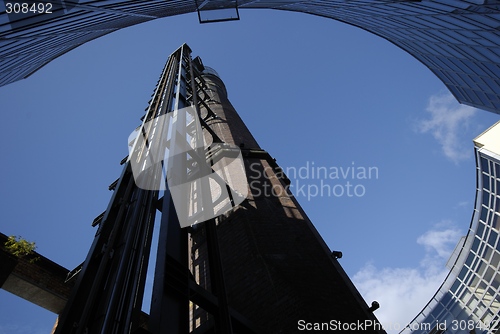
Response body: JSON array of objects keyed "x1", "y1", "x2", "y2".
[{"x1": 0, "y1": 233, "x2": 73, "y2": 314}]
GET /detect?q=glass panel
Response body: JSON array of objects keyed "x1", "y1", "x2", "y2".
[
  {"x1": 489, "y1": 230, "x2": 499, "y2": 247},
  {"x1": 490, "y1": 252, "x2": 500, "y2": 268},
  {"x1": 479, "y1": 239, "x2": 485, "y2": 254},
  {"x1": 441, "y1": 292, "x2": 452, "y2": 308},
  {"x1": 484, "y1": 267, "x2": 495, "y2": 283},
  {"x1": 491, "y1": 275, "x2": 500, "y2": 290},
  {"x1": 475, "y1": 90, "x2": 493, "y2": 108},
  {"x1": 481, "y1": 157, "x2": 490, "y2": 173},
  {"x1": 483, "y1": 191, "x2": 491, "y2": 207},
  {"x1": 474, "y1": 301, "x2": 486, "y2": 318},
  {"x1": 484, "y1": 245, "x2": 493, "y2": 262},
  {"x1": 466, "y1": 252, "x2": 475, "y2": 267},
  {"x1": 482, "y1": 310, "x2": 493, "y2": 326},
  {"x1": 459, "y1": 267, "x2": 468, "y2": 280},
  {"x1": 481, "y1": 207, "x2": 488, "y2": 222},
  {"x1": 477, "y1": 221, "x2": 486, "y2": 238},
  {"x1": 476, "y1": 261, "x2": 486, "y2": 278},
  {"x1": 476, "y1": 46, "x2": 500, "y2": 63},
  {"x1": 476, "y1": 281, "x2": 488, "y2": 296},
  {"x1": 451, "y1": 301, "x2": 467, "y2": 318},
  {"x1": 467, "y1": 294, "x2": 479, "y2": 310},
  {"x1": 483, "y1": 77, "x2": 500, "y2": 93},
  {"x1": 496, "y1": 236, "x2": 500, "y2": 252},
  {"x1": 484, "y1": 63, "x2": 500, "y2": 78},
  {"x1": 429, "y1": 306, "x2": 442, "y2": 321},
  {"x1": 461, "y1": 288, "x2": 473, "y2": 305},
  {"x1": 473, "y1": 237, "x2": 481, "y2": 252},
  {"x1": 451, "y1": 279, "x2": 461, "y2": 294},
  {"x1": 491, "y1": 273, "x2": 500, "y2": 289},
  {"x1": 494, "y1": 214, "x2": 500, "y2": 230},
  {"x1": 484, "y1": 173, "x2": 491, "y2": 190},
  {"x1": 466, "y1": 269, "x2": 474, "y2": 284}
]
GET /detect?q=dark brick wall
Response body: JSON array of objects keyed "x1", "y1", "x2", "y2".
[{"x1": 189, "y1": 74, "x2": 385, "y2": 333}]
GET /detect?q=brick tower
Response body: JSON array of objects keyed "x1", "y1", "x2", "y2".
[
  {"x1": 53, "y1": 44, "x2": 385, "y2": 334},
  {"x1": 188, "y1": 66, "x2": 384, "y2": 333}
]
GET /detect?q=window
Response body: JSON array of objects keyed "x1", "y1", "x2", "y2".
[
  {"x1": 484, "y1": 267, "x2": 495, "y2": 283},
  {"x1": 483, "y1": 190, "x2": 491, "y2": 207},
  {"x1": 493, "y1": 214, "x2": 500, "y2": 231},
  {"x1": 490, "y1": 252, "x2": 500, "y2": 268},
  {"x1": 489, "y1": 230, "x2": 499, "y2": 247},
  {"x1": 483, "y1": 245, "x2": 493, "y2": 262},
  {"x1": 451, "y1": 279, "x2": 461, "y2": 294},
  {"x1": 491, "y1": 273, "x2": 500, "y2": 289},
  {"x1": 483, "y1": 173, "x2": 491, "y2": 190},
  {"x1": 473, "y1": 237, "x2": 481, "y2": 252},
  {"x1": 477, "y1": 221, "x2": 486, "y2": 238},
  {"x1": 481, "y1": 157, "x2": 490, "y2": 173},
  {"x1": 481, "y1": 207, "x2": 488, "y2": 223},
  {"x1": 466, "y1": 253, "x2": 475, "y2": 267},
  {"x1": 459, "y1": 267, "x2": 469, "y2": 281},
  {"x1": 475, "y1": 261, "x2": 486, "y2": 278},
  {"x1": 441, "y1": 292, "x2": 452, "y2": 308}
]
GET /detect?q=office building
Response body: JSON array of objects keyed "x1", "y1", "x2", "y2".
[
  {"x1": 1, "y1": 0, "x2": 500, "y2": 113},
  {"x1": 402, "y1": 121, "x2": 500, "y2": 334}
]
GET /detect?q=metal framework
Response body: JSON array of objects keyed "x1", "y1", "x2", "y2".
[
  {"x1": 400, "y1": 122, "x2": 500, "y2": 334},
  {"x1": 54, "y1": 44, "x2": 259, "y2": 334}
]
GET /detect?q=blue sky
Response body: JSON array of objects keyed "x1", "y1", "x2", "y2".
[{"x1": 1, "y1": 8, "x2": 500, "y2": 334}]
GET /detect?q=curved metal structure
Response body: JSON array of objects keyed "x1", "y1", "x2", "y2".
[
  {"x1": 402, "y1": 121, "x2": 500, "y2": 334},
  {"x1": 1, "y1": 0, "x2": 500, "y2": 113}
]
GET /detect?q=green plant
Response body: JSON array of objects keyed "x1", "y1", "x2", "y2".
[{"x1": 4, "y1": 235, "x2": 39, "y2": 263}]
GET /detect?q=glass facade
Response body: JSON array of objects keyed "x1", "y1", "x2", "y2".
[
  {"x1": 402, "y1": 121, "x2": 500, "y2": 334},
  {"x1": 1, "y1": 0, "x2": 500, "y2": 113}
]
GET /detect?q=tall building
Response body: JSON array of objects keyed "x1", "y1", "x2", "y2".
[
  {"x1": 1, "y1": 0, "x2": 500, "y2": 113},
  {"x1": 49, "y1": 44, "x2": 386, "y2": 334},
  {"x1": 402, "y1": 121, "x2": 500, "y2": 334},
  {"x1": 188, "y1": 56, "x2": 385, "y2": 333}
]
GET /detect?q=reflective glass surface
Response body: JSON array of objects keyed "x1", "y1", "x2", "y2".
[
  {"x1": 1, "y1": 0, "x2": 500, "y2": 113},
  {"x1": 401, "y1": 142, "x2": 500, "y2": 334}
]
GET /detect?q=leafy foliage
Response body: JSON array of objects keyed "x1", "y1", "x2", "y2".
[{"x1": 4, "y1": 235, "x2": 39, "y2": 262}]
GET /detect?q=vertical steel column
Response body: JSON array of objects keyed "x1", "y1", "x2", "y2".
[
  {"x1": 54, "y1": 45, "x2": 186, "y2": 334},
  {"x1": 148, "y1": 44, "x2": 192, "y2": 333},
  {"x1": 56, "y1": 43, "x2": 256, "y2": 334},
  {"x1": 149, "y1": 193, "x2": 189, "y2": 333},
  {"x1": 149, "y1": 43, "x2": 235, "y2": 334},
  {"x1": 54, "y1": 160, "x2": 160, "y2": 334}
]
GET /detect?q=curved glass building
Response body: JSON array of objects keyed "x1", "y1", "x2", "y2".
[
  {"x1": 402, "y1": 121, "x2": 500, "y2": 334},
  {"x1": 1, "y1": 0, "x2": 500, "y2": 113}
]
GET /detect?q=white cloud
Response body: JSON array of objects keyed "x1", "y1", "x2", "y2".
[
  {"x1": 456, "y1": 201, "x2": 470, "y2": 208},
  {"x1": 417, "y1": 223, "x2": 462, "y2": 260},
  {"x1": 416, "y1": 92, "x2": 478, "y2": 164},
  {"x1": 354, "y1": 264, "x2": 446, "y2": 333},
  {"x1": 353, "y1": 222, "x2": 463, "y2": 334}
]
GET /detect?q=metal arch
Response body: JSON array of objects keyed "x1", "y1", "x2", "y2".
[{"x1": 1, "y1": 0, "x2": 500, "y2": 113}]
